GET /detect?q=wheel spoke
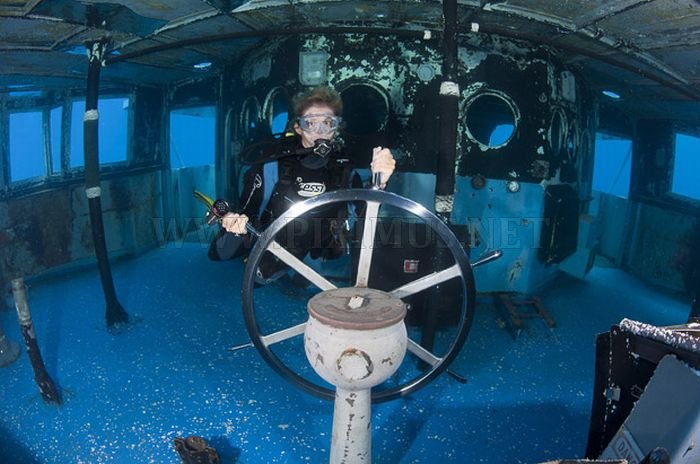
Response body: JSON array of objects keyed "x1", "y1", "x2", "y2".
[
  {"x1": 266, "y1": 239, "x2": 337, "y2": 291},
  {"x1": 355, "y1": 200, "x2": 381, "y2": 287},
  {"x1": 406, "y1": 339, "x2": 442, "y2": 366},
  {"x1": 261, "y1": 322, "x2": 307, "y2": 348},
  {"x1": 389, "y1": 264, "x2": 461, "y2": 299},
  {"x1": 242, "y1": 189, "x2": 478, "y2": 402}
]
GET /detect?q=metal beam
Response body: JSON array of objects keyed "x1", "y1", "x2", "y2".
[{"x1": 572, "y1": 0, "x2": 653, "y2": 29}]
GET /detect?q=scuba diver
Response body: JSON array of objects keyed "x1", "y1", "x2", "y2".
[{"x1": 207, "y1": 85, "x2": 396, "y2": 284}]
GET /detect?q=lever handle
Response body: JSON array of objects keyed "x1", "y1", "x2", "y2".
[{"x1": 472, "y1": 249, "x2": 503, "y2": 268}]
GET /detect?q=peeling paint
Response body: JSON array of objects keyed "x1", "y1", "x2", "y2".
[
  {"x1": 458, "y1": 47, "x2": 487, "y2": 72},
  {"x1": 508, "y1": 260, "x2": 524, "y2": 283}
]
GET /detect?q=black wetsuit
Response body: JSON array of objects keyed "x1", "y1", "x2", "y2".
[{"x1": 208, "y1": 136, "x2": 361, "y2": 278}]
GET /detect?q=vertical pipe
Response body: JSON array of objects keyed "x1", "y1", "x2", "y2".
[
  {"x1": 12, "y1": 278, "x2": 61, "y2": 404},
  {"x1": 0, "y1": 93, "x2": 8, "y2": 190},
  {"x1": 84, "y1": 39, "x2": 129, "y2": 327},
  {"x1": 434, "y1": 0, "x2": 459, "y2": 223},
  {"x1": 42, "y1": 107, "x2": 51, "y2": 176},
  {"x1": 422, "y1": 0, "x2": 461, "y2": 352},
  {"x1": 330, "y1": 388, "x2": 371, "y2": 463}
]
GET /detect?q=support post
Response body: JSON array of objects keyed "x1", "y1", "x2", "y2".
[
  {"x1": 434, "y1": 0, "x2": 459, "y2": 224},
  {"x1": 422, "y1": 0, "x2": 460, "y2": 352},
  {"x1": 330, "y1": 388, "x2": 371, "y2": 463},
  {"x1": 12, "y1": 278, "x2": 61, "y2": 404},
  {"x1": 84, "y1": 38, "x2": 129, "y2": 327}
]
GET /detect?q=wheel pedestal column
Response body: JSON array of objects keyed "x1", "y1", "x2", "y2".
[{"x1": 304, "y1": 287, "x2": 407, "y2": 463}]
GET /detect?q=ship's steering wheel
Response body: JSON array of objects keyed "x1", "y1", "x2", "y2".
[{"x1": 241, "y1": 188, "x2": 485, "y2": 403}]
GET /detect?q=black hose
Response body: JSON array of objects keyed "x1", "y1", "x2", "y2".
[
  {"x1": 84, "y1": 40, "x2": 129, "y2": 327},
  {"x1": 422, "y1": 0, "x2": 462, "y2": 356},
  {"x1": 434, "y1": 0, "x2": 459, "y2": 223}
]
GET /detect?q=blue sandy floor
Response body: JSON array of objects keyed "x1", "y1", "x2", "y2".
[{"x1": 0, "y1": 243, "x2": 690, "y2": 463}]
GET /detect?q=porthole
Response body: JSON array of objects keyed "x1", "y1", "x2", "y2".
[
  {"x1": 560, "y1": 119, "x2": 580, "y2": 183},
  {"x1": 240, "y1": 96, "x2": 261, "y2": 141},
  {"x1": 548, "y1": 107, "x2": 567, "y2": 157},
  {"x1": 263, "y1": 87, "x2": 290, "y2": 138},
  {"x1": 566, "y1": 120, "x2": 579, "y2": 164},
  {"x1": 339, "y1": 82, "x2": 389, "y2": 136},
  {"x1": 579, "y1": 130, "x2": 590, "y2": 161},
  {"x1": 578, "y1": 130, "x2": 592, "y2": 185},
  {"x1": 463, "y1": 89, "x2": 518, "y2": 149}
]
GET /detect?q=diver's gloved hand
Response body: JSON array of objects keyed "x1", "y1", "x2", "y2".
[
  {"x1": 221, "y1": 212, "x2": 249, "y2": 235},
  {"x1": 371, "y1": 146, "x2": 396, "y2": 189},
  {"x1": 204, "y1": 198, "x2": 232, "y2": 225}
]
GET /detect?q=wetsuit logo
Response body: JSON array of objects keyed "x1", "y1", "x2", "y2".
[{"x1": 297, "y1": 182, "x2": 326, "y2": 197}]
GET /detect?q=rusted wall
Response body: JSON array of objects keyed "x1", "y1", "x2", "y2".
[
  {"x1": 627, "y1": 204, "x2": 697, "y2": 292},
  {"x1": 0, "y1": 172, "x2": 162, "y2": 290},
  {"x1": 222, "y1": 32, "x2": 595, "y2": 292},
  {"x1": 0, "y1": 83, "x2": 165, "y2": 298},
  {"x1": 227, "y1": 32, "x2": 594, "y2": 185}
]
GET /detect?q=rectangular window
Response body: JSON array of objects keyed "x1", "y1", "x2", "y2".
[
  {"x1": 70, "y1": 97, "x2": 129, "y2": 168},
  {"x1": 70, "y1": 100, "x2": 84, "y2": 168},
  {"x1": 50, "y1": 106, "x2": 62, "y2": 175},
  {"x1": 9, "y1": 111, "x2": 45, "y2": 182},
  {"x1": 592, "y1": 132, "x2": 632, "y2": 198},
  {"x1": 169, "y1": 106, "x2": 216, "y2": 168},
  {"x1": 672, "y1": 132, "x2": 700, "y2": 201},
  {"x1": 99, "y1": 98, "x2": 129, "y2": 164}
]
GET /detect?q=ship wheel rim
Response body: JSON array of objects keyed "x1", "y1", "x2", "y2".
[{"x1": 241, "y1": 188, "x2": 476, "y2": 403}]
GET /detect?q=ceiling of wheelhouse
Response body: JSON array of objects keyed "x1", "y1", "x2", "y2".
[{"x1": 1, "y1": 0, "x2": 699, "y2": 115}]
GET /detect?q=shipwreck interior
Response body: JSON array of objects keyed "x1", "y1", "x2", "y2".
[{"x1": 1, "y1": 1, "x2": 699, "y2": 463}]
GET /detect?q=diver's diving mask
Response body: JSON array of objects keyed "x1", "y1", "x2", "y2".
[{"x1": 297, "y1": 113, "x2": 342, "y2": 135}]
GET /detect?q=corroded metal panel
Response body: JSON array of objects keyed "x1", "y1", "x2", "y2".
[{"x1": 0, "y1": 173, "x2": 161, "y2": 284}]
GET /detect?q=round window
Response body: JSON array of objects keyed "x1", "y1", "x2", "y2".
[
  {"x1": 580, "y1": 130, "x2": 590, "y2": 162},
  {"x1": 578, "y1": 131, "x2": 591, "y2": 185},
  {"x1": 566, "y1": 120, "x2": 579, "y2": 163},
  {"x1": 339, "y1": 83, "x2": 389, "y2": 136},
  {"x1": 464, "y1": 90, "x2": 518, "y2": 148},
  {"x1": 548, "y1": 108, "x2": 567, "y2": 157},
  {"x1": 240, "y1": 96, "x2": 261, "y2": 141},
  {"x1": 264, "y1": 87, "x2": 289, "y2": 138}
]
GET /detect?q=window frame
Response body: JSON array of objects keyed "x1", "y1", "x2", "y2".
[
  {"x1": 67, "y1": 93, "x2": 134, "y2": 171},
  {"x1": 8, "y1": 108, "x2": 49, "y2": 183},
  {"x1": 0, "y1": 90, "x2": 136, "y2": 196},
  {"x1": 592, "y1": 129, "x2": 633, "y2": 199},
  {"x1": 628, "y1": 121, "x2": 700, "y2": 215},
  {"x1": 167, "y1": 103, "x2": 217, "y2": 169},
  {"x1": 669, "y1": 129, "x2": 700, "y2": 204},
  {"x1": 3, "y1": 91, "x2": 55, "y2": 190}
]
